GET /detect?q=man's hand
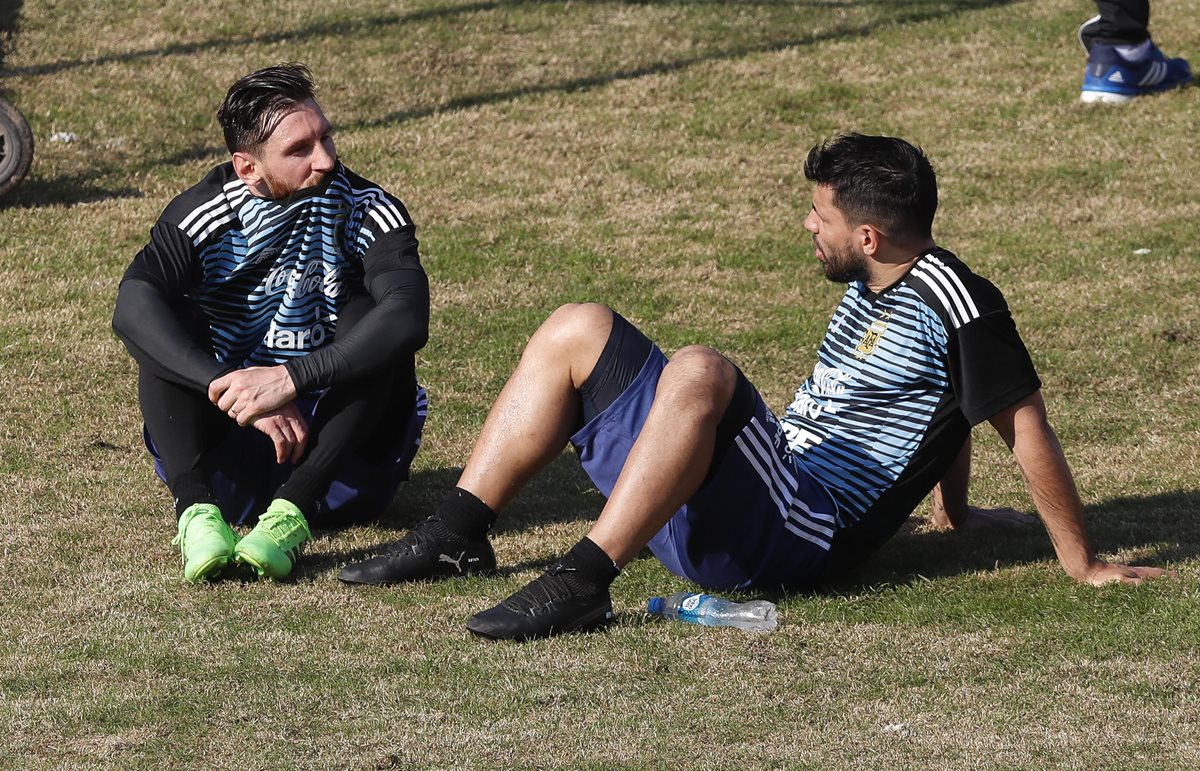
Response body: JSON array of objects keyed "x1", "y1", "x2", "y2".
[
  {"x1": 931, "y1": 503, "x2": 1037, "y2": 532},
  {"x1": 1081, "y1": 559, "x2": 1167, "y2": 586},
  {"x1": 209, "y1": 365, "x2": 298, "y2": 425},
  {"x1": 249, "y1": 403, "x2": 309, "y2": 464}
]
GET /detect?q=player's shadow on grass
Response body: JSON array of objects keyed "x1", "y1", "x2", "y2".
[
  {"x1": 304, "y1": 461, "x2": 1200, "y2": 585},
  {"x1": 0, "y1": 174, "x2": 141, "y2": 210},
  {"x1": 302, "y1": 452, "x2": 604, "y2": 578},
  {"x1": 6, "y1": 0, "x2": 1017, "y2": 79},
  {"x1": 824, "y1": 488, "x2": 1200, "y2": 593}
]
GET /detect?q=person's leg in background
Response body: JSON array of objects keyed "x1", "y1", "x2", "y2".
[{"x1": 1079, "y1": 0, "x2": 1190, "y2": 103}]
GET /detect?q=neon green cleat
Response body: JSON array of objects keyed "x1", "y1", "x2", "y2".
[
  {"x1": 234, "y1": 499, "x2": 311, "y2": 580},
  {"x1": 171, "y1": 503, "x2": 239, "y2": 583}
]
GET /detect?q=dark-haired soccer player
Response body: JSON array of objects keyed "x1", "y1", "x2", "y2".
[
  {"x1": 341, "y1": 133, "x2": 1163, "y2": 641},
  {"x1": 114, "y1": 63, "x2": 429, "y2": 582}
]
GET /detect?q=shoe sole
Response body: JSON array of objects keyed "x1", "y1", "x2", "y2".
[
  {"x1": 465, "y1": 605, "x2": 615, "y2": 642},
  {"x1": 234, "y1": 547, "x2": 292, "y2": 580},
  {"x1": 185, "y1": 553, "x2": 232, "y2": 583},
  {"x1": 1080, "y1": 90, "x2": 1135, "y2": 104},
  {"x1": 338, "y1": 564, "x2": 497, "y2": 586}
]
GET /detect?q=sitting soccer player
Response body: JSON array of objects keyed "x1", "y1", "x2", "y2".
[
  {"x1": 114, "y1": 63, "x2": 429, "y2": 582},
  {"x1": 341, "y1": 133, "x2": 1162, "y2": 640}
]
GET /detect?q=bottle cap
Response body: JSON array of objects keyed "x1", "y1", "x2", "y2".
[{"x1": 647, "y1": 597, "x2": 664, "y2": 615}]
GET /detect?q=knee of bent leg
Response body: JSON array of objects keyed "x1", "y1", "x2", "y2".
[
  {"x1": 536, "y1": 303, "x2": 615, "y2": 349},
  {"x1": 659, "y1": 346, "x2": 737, "y2": 414}
]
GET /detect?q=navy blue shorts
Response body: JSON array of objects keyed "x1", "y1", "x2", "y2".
[
  {"x1": 569, "y1": 346, "x2": 837, "y2": 591},
  {"x1": 144, "y1": 386, "x2": 427, "y2": 526}
]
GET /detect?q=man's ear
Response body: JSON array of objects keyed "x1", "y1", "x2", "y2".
[
  {"x1": 231, "y1": 151, "x2": 261, "y2": 186},
  {"x1": 857, "y1": 223, "x2": 883, "y2": 257}
]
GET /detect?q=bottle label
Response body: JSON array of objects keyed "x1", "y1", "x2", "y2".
[{"x1": 680, "y1": 593, "x2": 706, "y2": 613}]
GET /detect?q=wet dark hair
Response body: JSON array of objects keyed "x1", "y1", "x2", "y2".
[
  {"x1": 217, "y1": 62, "x2": 317, "y2": 154},
  {"x1": 803, "y1": 133, "x2": 937, "y2": 243}
]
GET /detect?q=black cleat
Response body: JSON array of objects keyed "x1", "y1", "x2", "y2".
[
  {"x1": 465, "y1": 563, "x2": 615, "y2": 641},
  {"x1": 338, "y1": 516, "x2": 496, "y2": 585}
]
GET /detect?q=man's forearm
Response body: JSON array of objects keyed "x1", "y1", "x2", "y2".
[
  {"x1": 285, "y1": 271, "x2": 429, "y2": 393},
  {"x1": 112, "y1": 278, "x2": 232, "y2": 391},
  {"x1": 931, "y1": 436, "x2": 971, "y2": 529},
  {"x1": 997, "y1": 396, "x2": 1096, "y2": 579}
]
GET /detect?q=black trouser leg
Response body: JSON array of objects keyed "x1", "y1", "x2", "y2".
[
  {"x1": 273, "y1": 292, "x2": 418, "y2": 522},
  {"x1": 138, "y1": 368, "x2": 227, "y2": 516},
  {"x1": 273, "y1": 363, "x2": 414, "y2": 520},
  {"x1": 1087, "y1": 0, "x2": 1150, "y2": 47}
]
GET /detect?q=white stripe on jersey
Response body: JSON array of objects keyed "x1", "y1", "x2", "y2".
[
  {"x1": 180, "y1": 180, "x2": 245, "y2": 244},
  {"x1": 910, "y1": 254, "x2": 980, "y2": 329},
  {"x1": 179, "y1": 193, "x2": 231, "y2": 238},
  {"x1": 191, "y1": 212, "x2": 238, "y2": 246},
  {"x1": 367, "y1": 207, "x2": 398, "y2": 233},
  {"x1": 356, "y1": 184, "x2": 408, "y2": 233}
]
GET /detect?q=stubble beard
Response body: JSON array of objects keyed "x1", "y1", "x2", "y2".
[
  {"x1": 261, "y1": 167, "x2": 331, "y2": 201},
  {"x1": 815, "y1": 235, "x2": 869, "y2": 285}
]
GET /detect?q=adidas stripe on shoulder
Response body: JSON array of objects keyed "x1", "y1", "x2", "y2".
[{"x1": 907, "y1": 253, "x2": 981, "y2": 330}]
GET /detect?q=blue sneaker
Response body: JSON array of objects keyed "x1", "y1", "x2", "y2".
[{"x1": 1081, "y1": 43, "x2": 1191, "y2": 103}]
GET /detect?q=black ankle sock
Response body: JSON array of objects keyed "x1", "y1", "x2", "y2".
[
  {"x1": 557, "y1": 536, "x2": 620, "y2": 593},
  {"x1": 275, "y1": 467, "x2": 328, "y2": 521},
  {"x1": 435, "y1": 487, "x2": 497, "y2": 541},
  {"x1": 171, "y1": 471, "x2": 218, "y2": 517}
]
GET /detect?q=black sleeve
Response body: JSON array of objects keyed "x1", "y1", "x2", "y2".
[
  {"x1": 950, "y1": 307, "x2": 1042, "y2": 425},
  {"x1": 112, "y1": 222, "x2": 234, "y2": 391},
  {"x1": 283, "y1": 225, "x2": 430, "y2": 393}
]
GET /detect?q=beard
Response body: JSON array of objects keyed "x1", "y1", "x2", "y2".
[
  {"x1": 814, "y1": 235, "x2": 869, "y2": 284},
  {"x1": 261, "y1": 167, "x2": 331, "y2": 201}
]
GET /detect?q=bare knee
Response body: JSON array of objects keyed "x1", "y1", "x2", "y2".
[
  {"x1": 657, "y1": 346, "x2": 737, "y2": 417},
  {"x1": 526, "y1": 303, "x2": 615, "y2": 383}
]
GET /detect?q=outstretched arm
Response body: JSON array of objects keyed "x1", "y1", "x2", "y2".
[
  {"x1": 988, "y1": 390, "x2": 1164, "y2": 585},
  {"x1": 930, "y1": 435, "x2": 1035, "y2": 531}
]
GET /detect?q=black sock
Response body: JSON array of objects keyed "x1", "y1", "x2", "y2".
[
  {"x1": 274, "y1": 466, "x2": 327, "y2": 521},
  {"x1": 557, "y1": 536, "x2": 620, "y2": 594},
  {"x1": 171, "y1": 471, "x2": 218, "y2": 518},
  {"x1": 435, "y1": 487, "x2": 497, "y2": 541}
]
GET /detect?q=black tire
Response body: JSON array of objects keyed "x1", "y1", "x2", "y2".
[{"x1": 0, "y1": 95, "x2": 33, "y2": 197}]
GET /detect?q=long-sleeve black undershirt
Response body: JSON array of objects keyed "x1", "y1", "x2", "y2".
[{"x1": 113, "y1": 221, "x2": 429, "y2": 395}]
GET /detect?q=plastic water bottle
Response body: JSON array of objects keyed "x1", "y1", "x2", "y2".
[{"x1": 646, "y1": 591, "x2": 778, "y2": 632}]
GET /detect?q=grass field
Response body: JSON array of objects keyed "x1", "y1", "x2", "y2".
[{"x1": 2, "y1": 0, "x2": 1199, "y2": 768}]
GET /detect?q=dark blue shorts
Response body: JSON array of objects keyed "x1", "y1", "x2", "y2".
[
  {"x1": 569, "y1": 348, "x2": 837, "y2": 591},
  {"x1": 144, "y1": 386, "x2": 427, "y2": 526}
]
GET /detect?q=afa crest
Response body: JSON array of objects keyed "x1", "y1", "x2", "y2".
[{"x1": 854, "y1": 311, "x2": 891, "y2": 360}]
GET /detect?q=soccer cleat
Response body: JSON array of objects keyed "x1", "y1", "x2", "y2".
[
  {"x1": 465, "y1": 563, "x2": 615, "y2": 641},
  {"x1": 1081, "y1": 43, "x2": 1191, "y2": 103},
  {"x1": 233, "y1": 499, "x2": 311, "y2": 580},
  {"x1": 171, "y1": 503, "x2": 239, "y2": 583},
  {"x1": 337, "y1": 515, "x2": 495, "y2": 585}
]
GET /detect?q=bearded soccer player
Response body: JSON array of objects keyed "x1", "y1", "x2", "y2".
[
  {"x1": 114, "y1": 63, "x2": 429, "y2": 583},
  {"x1": 340, "y1": 133, "x2": 1164, "y2": 641}
]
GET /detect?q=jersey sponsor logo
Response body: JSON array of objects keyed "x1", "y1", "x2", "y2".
[
  {"x1": 854, "y1": 310, "x2": 890, "y2": 359},
  {"x1": 264, "y1": 318, "x2": 332, "y2": 350},
  {"x1": 783, "y1": 423, "x2": 823, "y2": 452},
  {"x1": 783, "y1": 363, "x2": 852, "y2": 453},
  {"x1": 264, "y1": 261, "x2": 344, "y2": 299}
]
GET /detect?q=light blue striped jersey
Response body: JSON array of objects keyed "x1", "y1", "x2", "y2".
[
  {"x1": 781, "y1": 248, "x2": 1040, "y2": 532},
  {"x1": 149, "y1": 162, "x2": 412, "y2": 369}
]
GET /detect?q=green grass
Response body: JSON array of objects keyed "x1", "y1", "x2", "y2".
[{"x1": 2, "y1": 0, "x2": 1200, "y2": 768}]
